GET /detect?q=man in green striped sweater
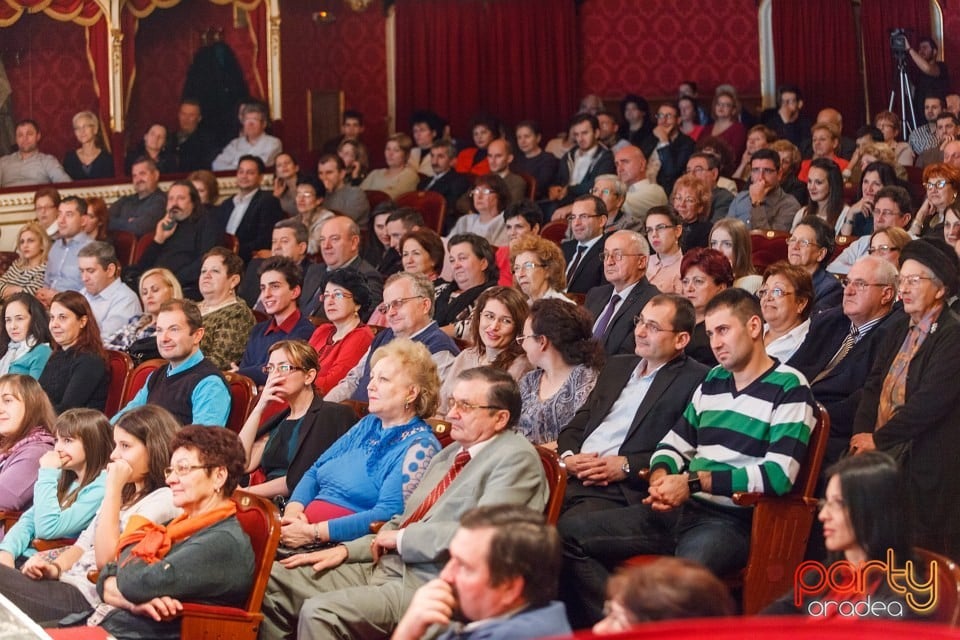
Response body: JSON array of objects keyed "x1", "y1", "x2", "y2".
[{"x1": 559, "y1": 288, "x2": 817, "y2": 624}]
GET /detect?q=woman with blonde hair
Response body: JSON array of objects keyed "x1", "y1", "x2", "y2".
[
  {"x1": 63, "y1": 111, "x2": 113, "y2": 181},
  {"x1": 867, "y1": 226, "x2": 911, "y2": 268},
  {"x1": 510, "y1": 234, "x2": 569, "y2": 303},
  {"x1": 360, "y1": 133, "x2": 419, "y2": 199},
  {"x1": 0, "y1": 223, "x2": 49, "y2": 299},
  {"x1": 702, "y1": 90, "x2": 746, "y2": 159},
  {"x1": 671, "y1": 174, "x2": 712, "y2": 250},
  {"x1": 104, "y1": 268, "x2": 182, "y2": 363}
]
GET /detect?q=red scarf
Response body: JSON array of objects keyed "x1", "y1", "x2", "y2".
[{"x1": 116, "y1": 501, "x2": 237, "y2": 566}]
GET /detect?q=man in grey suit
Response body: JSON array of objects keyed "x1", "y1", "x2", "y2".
[
  {"x1": 585, "y1": 229, "x2": 659, "y2": 355},
  {"x1": 259, "y1": 367, "x2": 548, "y2": 639},
  {"x1": 557, "y1": 293, "x2": 709, "y2": 627}
]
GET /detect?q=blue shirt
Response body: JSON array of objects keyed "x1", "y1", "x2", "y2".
[
  {"x1": 115, "y1": 349, "x2": 230, "y2": 426},
  {"x1": 45, "y1": 232, "x2": 93, "y2": 292}
]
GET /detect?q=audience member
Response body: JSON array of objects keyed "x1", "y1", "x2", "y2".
[
  {"x1": 0, "y1": 293, "x2": 51, "y2": 378},
  {"x1": 761, "y1": 84, "x2": 811, "y2": 147},
  {"x1": 418, "y1": 140, "x2": 472, "y2": 230},
  {"x1": 105, "y1": 267, "x2": 181, "y2": 364},
  {"x1": 729, "y1": 148, "x2": 801, "y2": 231},
  {"x1": 840, "y1": 161, "x2": 902, "y2": 237},
  {"x1": 517, "y1": 298, "x2": 603, "y2": 447},
  {"x1": 321, "y1": 109, "x2": 365, "y2": 156},
  {"x1": 107, "y1": 157, "x2": 166, "y2": 237},
  {"x1": 759, "y1": 261, "x2": 813, "y2": 362},
  {"x1": 38, "y1": 291, "x2": 108, "y2": 413},
  {"x1": 552, "y1": 113, "x2": 617, "y2": 210},
  {"x1": 82, "y1": 197, "x2": 108, "y2": 241},
  {"x1": 484, "y1": 138, "x2": 527, "y2": 205},
  {"x1": 621, "y1": 94, "x2": 654, "y2": 147},
  {"x1": 734, "y1": 124, "x2": 777, "y2": 181},
  {"x1": 455, "y1": 114, "x2": 499, "y2": 176},
  {"x1": 212, "y1": 101, "x2": 282, "y2": 170},
  {"x1": 792, "y1": 157, "x2": 849, "y2": 234},
  {"x1": 702, "y1": 91, "x2": 746, "y2": 159},
  {"x1": 512, "y1": 120, "x2": 559, "y2": 200},
  {"x1": 771, "y1": 138, "x2": 809, "y2": 206},
  {"x1": 260, "y1": 366, "x2": 547, "y2": 639},
  {"x1": 868, "y1": 226, "x2": 911, "y2": 268},
  {"x1": 197, "y1": 247, "x2": 255, "y2": 370},
  {"x1": 908, "y1": 95, "x2": 944, "y2": 156},
  {"x1": 0, "y1": 119, "x2": 70, "y2": 187},
  {"x1": 215, "y1": 154, "x2": 284, "y2": 263},
  {"x1": 911, "y1": 162, "x2": 960, "y2": 237},
  {"x1": 400, "y1": 227, "x2": 445, "y2": 285},
  {"x1": 172, "y1": 99, "x2": 216, "y2": 172},
  {"x1": 62, "y1": 111, "x2": 113, "y2": 181},
  {"x1": 586, "y1": 230, "x2": 658, "y2": 355},
  {"x1": 393, "y1": 505, "x2": 571, "y2": 640},
  {"x1": 0, "y1": 223, "x2": 48, "y2": 299},
  {"x1": 272, "y1": 152, "x2": 304, "y2": 217},
  {"x1": 293, "y1": 177, "x2": 332, "y2": 255},
  {"x1": 874, "y1": 110, "x2": 915, "y2": 167},
  {"x1": 187, "y1": 168, "x2": 219, "y2": 206},
  {"x1": 615, "y1": 144, "x2": 668, "y2": 224},
  {"x1": 115, "y1": 299, "x2": 230, "y2": 426},
  {"x1": 685, "y1": 152, "x2": 732, "y2": 222},
  {"x1": 829, "y1": 185, "x2": 914, "y2": 275},
  {"x1": 37, "y1": 196, "x2": 94, "y2": 305},
  {"x1": 496, "y1": 200, "x2": 542, "y2": 285},
  {"x1": 671, "y1": 175, "x2": 712, "y2": 251},
  {"x1": 124, "y1": 123, "x2": 175, "y2": 174},
  {"x1": 33, "y1": 187, "x2": 60, "y2": 239},
  {"x1": 76, "y1": 241, "x2": 141, "y2": 337},
  {"x1": 644, "y1": 206, "x2": 684, "y2": 293},
  {"x1": 787, "y1": 217, "x2": 840, "y2": 314},
  {"x1": 239, "y1": 220, "x2": 321, "y2": 310},
  {"x1": 641, "y1": 102, "x2": 695, "y2": 195},
  {"x1": 337, "y1": 138, "x2": 369, "y2": 186},
  {"x1": 407, "y1": 110, "x2": 443, "y2": 176},
  {"x1": 563, "y1": 195, "x2": 609, "y2": 294},
  {"x1": 0, "y1": 374, "x2": 55, "y2": 512},
  {"x1": 709, "y1": 218, "x2": 761, "y2": 293},
  {"x1": 360, "y1": 133, "x2": 419, "y2": 200},
  {"x1": 447, "y1": 174, "x2": 510, "y2": 246},
  {"x1": 681, "y1": 247, "x2": 734, "y2": 366},
  {"x1": 511, "y1": 234, "x2": 569, "y2": 304},
  {"x1": 798, "y1": 122, "x2": 849, "y2": 181},
  {"x1": 305, "y1": 215, "x2": 384, "y2": 318},
  {"x1": 434, "y1": 233, "x2": 498, "y2": 339},
  {"x1": 317, "y1": 153, "x2": 370, "y2": 227}
]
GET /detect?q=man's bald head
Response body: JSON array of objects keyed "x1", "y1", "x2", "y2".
[{"x1": 615, "y1": 145, "x2": 647, "y2": 185}]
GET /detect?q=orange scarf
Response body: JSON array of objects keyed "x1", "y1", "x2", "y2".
[{"x1": 116, "y1": 501, "x2": 237, "y2": 566}]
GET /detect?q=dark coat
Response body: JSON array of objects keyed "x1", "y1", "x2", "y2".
[
  {"x1": 215, "y1": 189, "x2": 285, "y2": 264},
  {"x1": 562, "y1": 237, "x2": 607, "y2": 294},
  {"x1": 585, "y1": 279, "x2": 659, "y2": 355}
]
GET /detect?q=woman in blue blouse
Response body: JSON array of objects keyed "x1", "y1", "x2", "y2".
[
  {"x1": 278, "y1": 338, "x2": 442, "y2": 548},
  {"x1": 0, "y1": 293, "x2": 52, "y2": 379}
]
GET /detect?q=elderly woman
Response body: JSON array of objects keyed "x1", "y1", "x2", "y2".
[
  {"x1": 839, "y1": 161, "x2": 901, "y2": 237},
  {"x1": 0, "y1": 375, "x2": 55, "y2": 512},
  {"x1": 644, "y1": 206, "x2": 684, "y2": 293},
  {"x1": 187, "y1": 169, "x2": 219, "y2": 207},
  {"x1": 910, "y1": 162, "x2": 960, "y2": 237},
  {"x1": 709, "y1": 218, "x2": 761, "y2": 294},
  {"x1": 39, "y1": 292, "x2": 108, "y2": 413},
  {"x1": 681, "y1": 247, "x2": 734, "y2": 366},
  {"x1": 435, "y1": 233, "x2": 498, "y2": 340},
  {"x1": 338, "y1": 139, "x2": 369, "y2": 186},
  {"x1": 0, "y1": 222, "x2": 48, "y2": 299},
  {"x1": 868, "y1": 226, "x2": 911, "y2": 268},
  {"x1": 798, "y1": 123, "x2": 849, "y2": 182},
  {"x1": 63, "y1": 110, "x2": 113, "y2": 181},
  {"x1": 851, "y1": 239, "x2": 960, "y2": 559},
  {"x1": 703, "y1": 90, "x2": 746, "y2": 158},
  {"x1": 308, "y1": 269, "x2": 375, "y2": 395},
  {"x1": 105, "y1": 268, "x2": 182, "y2": 364},
  {"x1": 0, "y1": 293, "x2": 51, "y2": 378},
  {"x1": 874, "y1": 110, "x2": 915, "y2": 167},
  {"x1": 238, "y1": 340, "x2": 357, "y2": 500},
  {"x1": 517, "y1": 299, "x2": 603, "y2": 448},
  {"x1": 510, "y1": 234, "x2": 569, "y2": 303},
  {"x1": 89, "y1": 426, "x2": 253, "y2": 639},
  {"x1": 448, "y1": 173, "x2": 511, "y2": 246},
  {"x1": 360, "y1": 133, "x2": 420, "y2": 200},
  {"x1": 277, "y1": 339, "x2": 441, "y2": 551},
  {"x1": 788, "y1": 216, "x2": 842, "y2": 314},
  {"x1": 196, "y1": 248, "x2": 255, "y2": 371},
  {"x1": 759, "y1": 261, "x2": 813, "y2": 363},
  {"x1": 439, "y1": 286, "x2": 533, "y2": 409},
  {"x1": 671, "y1": 175, "x2": 712, "y2": 251},
  {"x1": 792, "y1": 157, "x2": 850, "y2": 234}
]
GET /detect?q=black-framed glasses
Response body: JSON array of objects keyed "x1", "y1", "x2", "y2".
[
  {"x1": 376, "y1": 296, "x2": 425, "y2": 315},
  {"x1": 262, "y1": 364, "x2": 304, "y2": 375},
  {"x1": 632, "y1": 317, "x2": 680, "y2": 334},
  {"x1": 925, "y1": 179, "x2": 949, "y2": 191},
  {"x1": 645, "y1": 223, "x2": 678, "y2": 236},
  {"x1": 164, "y1": 462, "x2": 216, "y2": 478},
  {"x1": 447, "y1": 398, "x2": 505, "y2": 413}
]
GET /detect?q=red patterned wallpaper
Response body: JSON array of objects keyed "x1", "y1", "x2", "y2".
[
  {"x1": 942, "y1": 0, "x2": 960, "y2": 89},
  {"x1": 278, "y1": 4, "x2": 389, "y2": 171},
  {"x1": 125, "y1": 1, "x2": 260, "y2": 152},
  {"x1": 2, "y1": 13, "x2": 99, "y2": 161},
  {"x1": 578, "y1": 0, "x2": 761, "y2": 102}
]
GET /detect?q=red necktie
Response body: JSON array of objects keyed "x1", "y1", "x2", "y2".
[{"x1": 401, "y1": 450, "x2": 471, "y2": 527}]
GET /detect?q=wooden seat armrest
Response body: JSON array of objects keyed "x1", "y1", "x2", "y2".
[
  {"x1": 731, "y1": 491, "x2": 762, "y2": 507},
  {"x1": 369, "y1": 521, "x2": 385, "y2": 534}
]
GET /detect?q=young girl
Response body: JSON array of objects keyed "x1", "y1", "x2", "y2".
[
  {"x1": 0, "y1": 405, "x2": 180, "y2": 623},
  {"x1": 0, "y1": 409, "x2": 112, "y2": 566},
  {"x1": 0, "y1": 374, "x2": 56, "y2": 513},
  {"x1": 0, "y1": 293, "x2": 52, "y2": 379}
]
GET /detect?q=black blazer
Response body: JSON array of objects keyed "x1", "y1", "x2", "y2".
[
  {"x1": 585, "y1": 279, "x2": 659, "y2": 355},
  {"x1": 558, "y1": 354, "x2": 708, "y2": 506},
  {"x1": 562, "y1": 237, "x2": 607, "y2": 294},
  {"x1": 418, "y1": 171, "x2": 472, "y2": 230},
  {"x1": 256, "y1": 394, "x2": 356, "y2": 493},
  {"x1": 853, "y1": 306, "x2": 960, "y2": 555},
  {"x1": 554, "y1": 146, "x2": 616, "y2": 203},
  {"x1": 215, "y1": 190, "x2": 284, "y2": 263}
]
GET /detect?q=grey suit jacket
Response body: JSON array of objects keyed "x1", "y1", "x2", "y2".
[{"x1": 343, "y1": 430, "x2": 547, "y2": 584}]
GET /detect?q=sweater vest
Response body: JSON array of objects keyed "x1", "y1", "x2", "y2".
[{"x1": 146, "y1": 358, "x2": 226, "y2": 425}]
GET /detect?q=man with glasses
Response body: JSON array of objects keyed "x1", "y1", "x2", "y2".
[
  {"x1": 585, "y1": 230, "x2": 658, "y2": 354},
  {"x1": 640, "y1": 102, "x2": 695, "y2": 195},
  {"x1": 587, "y1": 174, "x2": 632, "y2": 233},
  {"x1": 261, "y1": 366, "x2": 547, "y2": 639},
  {"x1": 325, "y1": 271, "x2": 459, "y2": 403},
  {"x1": 828, "y1": 185, "x2": 915, "y2": 275},
  {"x1": 686, "y1": 152, "x2": 733, "y2": 221},
  {"x1": 791, "y1": 255, "x2": 900, "y2": 466},
  {"x1": 114, "y1": 299, "x2": 230, "y2": 426},
  {"x1": 728, "y1": 148, "x2": 800, "y2": 231},
  {"x1": 562, "y1": 194, "x2": 609, "y2": 294},
  {"x1": 563, "y1": 288, "x2": 816, "y2": 627},
  {"x1": 557, "y1": 294, "x2": 709, "y2": 627}
]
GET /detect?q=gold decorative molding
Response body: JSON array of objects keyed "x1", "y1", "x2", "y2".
[{"x1": 268, "y1": 0, "x2": 282, "y2": 120}]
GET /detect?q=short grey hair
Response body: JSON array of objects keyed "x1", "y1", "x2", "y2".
[
  {"x1": 593, "y1": 174, "x2": 626, "y2": 197},
  {"x1": 384, "y1": 271, "x2": 436, "y2": 317},
  {"x1": 609, "y1": 229, "x2": 650, "y2": 256},
  {"x1": 78, "y1": 241, "x2": 119, "y2": 270},
  {"x1": 857, "y1": 254, "x2": 899, "y2": 296}
]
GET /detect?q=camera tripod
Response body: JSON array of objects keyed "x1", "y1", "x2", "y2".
[{"x1": 889, "y1": 53, "x2": 919, "y2": 135}]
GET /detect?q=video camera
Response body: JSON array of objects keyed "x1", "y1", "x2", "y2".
[{"x1": 890, "y1": 28, "x2": 909, "y2": 54}]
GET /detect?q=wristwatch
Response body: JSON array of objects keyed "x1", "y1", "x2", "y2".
[
  {"x1": 687, "y1": 474, "x2": 702, "y2": 494},
  {"x1": 620, "y1": 459, "x2": 631, "y2": 476}
]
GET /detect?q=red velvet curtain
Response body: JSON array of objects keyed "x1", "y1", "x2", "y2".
[
  {"x1": 395, "y1": 0, "x2": 577, "y2": 140},
  {"x1": 772, "y1": 0, "x2": 861, "y2": 133},
  {"x1": 860, "y1": 0, "x2": 931, "y2": 122},
  {"x1": 0, "y1": 0, "x2": 101, "y2": 26}
]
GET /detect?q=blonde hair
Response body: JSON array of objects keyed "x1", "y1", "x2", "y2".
[
  {"x1": 369, "y1": 338, "x2": 440, "y2": 418},
  {"x1": 509, "y1": 234, "x2": 567, "y2": 292},
  {"x1": 15, "y1": 222, "x2": 50, "y2": 267},
  {"x1": 138, "y1": 268, "x2": 183, "y2": 301}
]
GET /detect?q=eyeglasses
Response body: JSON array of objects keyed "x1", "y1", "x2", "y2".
[
  {"x1": 164, "y1": 462, "x2": 215, "y2": 478},
  {"x1": 600, "y1": 250, "x2": 643, "y2": 262},
  {"x1": 655, "y1": 113, "x2": 676, "y2": 121},
  {"x1": 479, "y1": 311, "x2": 514, "y2": 326},
  {"x1": 515, "y1": 334, "x2": 541, "y2": 345},
  {"x1": 898, "y1": 274, "x2": 936, "y2": 288},
  {"x1": 513, "y1": 261, "x2": 546, "y2": 274},
  {"x1": 785, "y1": 237, "x2": 818, "y2": 248},
  {"x1": 925, "y1": 179, "x2": 949, "y2": 191},
  {"x1": 376, "y1": 296, "x2": 425, "y2": 314},
  {"x1": 874, "y1": 208, "x2": 902, "y2": 219},
  {"x1": 681, "y1": 276, "x2": 709, "y2": 288},
  {"x1": 866, "y1": 245, "x2": 899, "y2": 255},
  {"x1": 686, "y1": 166, "x2": 708, "y2": 175},
  {"x1": 817, "y1": 497, "x2": 846, "y2": 512},
  {"x1": 565, "y1": 213, "x2": 604, "y2": 223},
  {"x1": 319, "y1": 291, "x2": 354, "y2": 301},
  {"x1": 645, "y1": 224, "x2": 678, "y2": 236},
  {"x1": 261, "y1": 364, "x2": 304, "y2": 375},
  {"x1": 471, "y1": 188, "x2": 495, "y2": 196},
  {"x1": 672, "y1": 196, "x2": 697, "y2": 206},
  {"x1": 590, "y1": 187, "x2": 615, "y2": 197},
  {"x1": 633, "y1": 316, "x2": 679, "y2": 334},
  {"x1": 757, "y1": 287, "x2": 795, "y2": 299},
  {"x1": 447, "y1": 398, "x2": 505, "y2": 413},
  {"x1": 840, "y1": 277, "x2": 889, "y2": 292}
]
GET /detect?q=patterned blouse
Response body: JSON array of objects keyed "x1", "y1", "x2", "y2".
[
  {"x1": 200, "y1": 300, "x2": 256, "y2": 370},
  {"x1": 517, "y1": 364, "x2": 598, "y2": 445},
  {"x1": 105, "y1": 314, "x2": 155, "y2": 351},
  {"x1": 0, "y1": 261, "x2": 46, "y2": 297}
]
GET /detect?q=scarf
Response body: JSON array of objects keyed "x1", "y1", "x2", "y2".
[{"x1": 116, "y1": 500, "x2": 237, "y2": 566}]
